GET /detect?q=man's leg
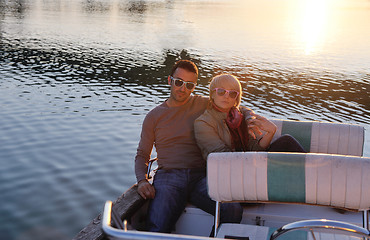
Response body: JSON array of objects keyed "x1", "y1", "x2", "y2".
[{"x1": 146, "y1": 169, "x2": 188, "y2": 233}]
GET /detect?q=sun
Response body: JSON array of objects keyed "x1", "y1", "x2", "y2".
[{"x1": 299, "y1": 0, "x2": 333, "y2": 55}]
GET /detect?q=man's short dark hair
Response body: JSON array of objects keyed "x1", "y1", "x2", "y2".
[{"x1": 170, "y1": 60, "x2": 198, "y2": 77}]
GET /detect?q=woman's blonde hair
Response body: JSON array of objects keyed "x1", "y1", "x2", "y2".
[{"x1": 209, "y1": 74, "x2": 242, "y2": 107}]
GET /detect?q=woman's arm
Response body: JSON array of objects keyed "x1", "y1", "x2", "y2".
[{"x1": 194, "y1": 118, "x2": 232, "y2": 159}]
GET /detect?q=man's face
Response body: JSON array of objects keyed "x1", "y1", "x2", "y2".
[{"x1": 168, "y1": 68, "x2": 197, "y2": 103}]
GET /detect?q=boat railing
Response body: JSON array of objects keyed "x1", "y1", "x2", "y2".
[
  {"x1": 147, "y1": 157, "x2": 157, "y2": 181},
  {"x1": 270, "y1": 219, "x2": 370, "y2": 240},
  {"x1": 102, "y1": 200, "x2": 213, "y2": 240}
]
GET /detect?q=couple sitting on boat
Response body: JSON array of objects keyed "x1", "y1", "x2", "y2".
[{"x1": 134, "y1": 60, "x2": 305, "y2": 233}]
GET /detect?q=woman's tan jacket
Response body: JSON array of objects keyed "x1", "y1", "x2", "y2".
[{"x1": 194, "y1": 104, "x2": 265, "y2": 160}]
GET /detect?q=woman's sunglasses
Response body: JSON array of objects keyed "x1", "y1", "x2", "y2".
[
  {"x1": 213, "y1": 88, "x2": 239, "y2": 99},
  {"x1": 170, "y1": 76, "x2": 197, "y2": 90}
]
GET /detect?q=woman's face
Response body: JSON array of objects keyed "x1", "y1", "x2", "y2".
[{"x1": 211, "y1": 86, "x2": 239, "y2": 112}]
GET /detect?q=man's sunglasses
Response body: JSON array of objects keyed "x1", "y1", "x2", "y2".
[
  {"x1": 170, "y1": 76, "x2": 197, "y2": 90},
  {"x1": 213, "y1": 88, "x2": 239, "y2": 99}
]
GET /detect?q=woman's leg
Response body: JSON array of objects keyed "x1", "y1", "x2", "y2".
[
  {"x1": 189, "y1": 172, "x2": 243, "y2": 224},
  {"x1": 268, "y1": 134, "x2": 306, "y2": 153}
]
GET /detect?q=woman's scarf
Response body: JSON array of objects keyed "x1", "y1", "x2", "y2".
[{"x1": 212, "y1": 102, "x2": 249, "y2": 151}]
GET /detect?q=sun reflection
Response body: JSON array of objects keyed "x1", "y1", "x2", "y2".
[{"x1": 300, "y1": 0, "x2": 332, "y2": 55}]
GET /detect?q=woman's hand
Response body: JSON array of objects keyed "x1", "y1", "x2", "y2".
[
  {"x1": 247, "y1": 113, "x2": 277, "y2": 138},
  {"x1": 247, "y1": 113, "x2": 277, "y2": 149},
  {"x1": 137, "y1": 179, "x2": 155, "y2": 200},
  {"x1": 248, "y1": 113, "x2": 277, "y2": 135}
]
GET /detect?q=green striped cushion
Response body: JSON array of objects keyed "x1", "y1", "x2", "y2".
[
  {"x1": 267, "y1": 153, "x2": 306, "y2": 203},
  {"x1": 271, "y1": 120, "x2": 364, "y2": 156},
  {"x1": 207, "y1": 152, "x2": 370, "y2": 210}
]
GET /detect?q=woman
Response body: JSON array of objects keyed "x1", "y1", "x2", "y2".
[{"x1": 194, "y1": 74, "x2": 305, "y2": 160}]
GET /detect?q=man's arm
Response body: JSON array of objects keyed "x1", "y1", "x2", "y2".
[{"x1": 134, "y1": 114, "x2": 156, "y2": 199}]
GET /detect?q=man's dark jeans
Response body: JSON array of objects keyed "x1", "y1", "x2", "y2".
[{"x1": 147, "y1": 168, "x2": 243, "y2": 233}]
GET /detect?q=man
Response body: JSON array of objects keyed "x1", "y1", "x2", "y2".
[{"x1": 134, "y1": 60, "x2": 242, "y2": 233}]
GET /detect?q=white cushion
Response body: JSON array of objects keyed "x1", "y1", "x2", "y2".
[
  {"x1": 271, "y1": 120, "x2": 364, "y2": 156},
  {"x1": 207, "y1": 152, "x2": 370, "y2": 211}
]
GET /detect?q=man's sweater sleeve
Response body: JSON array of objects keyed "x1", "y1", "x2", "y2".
[{"x1": 134, "y1": 113, "x2": 155, "y2": 183}]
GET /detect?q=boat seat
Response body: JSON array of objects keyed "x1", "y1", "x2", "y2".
[
  {"x1": 270, "y1": 120, "x2": 364, "y2": 156},
  {"x1": 207, "y1": 152, "x2": 370, "y2": 238}
]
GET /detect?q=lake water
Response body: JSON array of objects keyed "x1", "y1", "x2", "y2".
[{"x1": 0, "y1": 0, "x2": 369, "y2": 239}]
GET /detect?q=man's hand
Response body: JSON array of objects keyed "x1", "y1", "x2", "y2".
[{"x1": 137, "y1": 179, "x2": 155, "y2": 200}]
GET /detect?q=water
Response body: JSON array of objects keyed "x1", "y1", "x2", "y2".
[{"x1": 0, "y1": 0, "x2": 369, "y2": 239}]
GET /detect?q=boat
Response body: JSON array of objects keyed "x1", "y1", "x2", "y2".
[{"x1": 73, "y1": 119, "x2": 370, "y2": 240}]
